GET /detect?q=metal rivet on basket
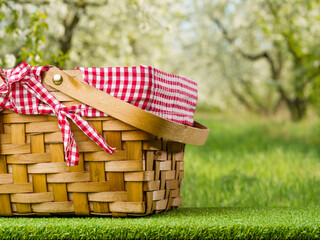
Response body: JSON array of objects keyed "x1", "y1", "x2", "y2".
[{"x1": 53, "y1": 74, "x2": 63, "y2": 85}]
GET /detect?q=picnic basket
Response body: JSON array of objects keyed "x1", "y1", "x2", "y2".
[{"x1": 0, "y1": 67, "x2": 209, "y2": 216}]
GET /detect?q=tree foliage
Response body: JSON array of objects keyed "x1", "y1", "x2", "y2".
[
  {"x1": 0, "y1": 0, "x2": 319, "y2": 120},
  {"x1": 0, "y1": 0, "x2": 68, "y2": 67},
  {"x1": 0, "y1": 0, "x2": 178, "y2": 68},
  {"x1": 187, "y1": 0, "x2": 320, "y2": 120}
]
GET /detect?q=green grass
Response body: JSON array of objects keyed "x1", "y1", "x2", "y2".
[
  {"x1": 182, "y1": 113, "x2": 320, "y2": 207},
  {"x1": 1, "y1": 113, "x2": 319, "y2": 239},
  {"x1": 0, "y1": 208, "x2": 320, "y2": 239}
]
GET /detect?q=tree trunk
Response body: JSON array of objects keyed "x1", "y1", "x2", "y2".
[{"x1": 287, "y1": 97, "x2": 307, "y2": 121}]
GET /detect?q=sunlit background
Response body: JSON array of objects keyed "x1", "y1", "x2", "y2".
[{"x1": 1, "y1": 0, "x2": 320, "y2": 207}]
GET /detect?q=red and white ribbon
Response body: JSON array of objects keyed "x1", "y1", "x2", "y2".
[{"x1": 0, "y1": 62, "x2": 115, "y2": 166}]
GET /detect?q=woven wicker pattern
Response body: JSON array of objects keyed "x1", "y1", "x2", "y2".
[{"x1": 0, "y1": 91, "x2": 184, "y2": 216}]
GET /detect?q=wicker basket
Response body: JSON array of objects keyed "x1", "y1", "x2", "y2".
[{"x1": 0, "y1": 68, "x2": 209, "y2": 216}]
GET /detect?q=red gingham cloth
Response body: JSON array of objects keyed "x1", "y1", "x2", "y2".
[
  {"x1": 0, "y1": 62, "x2": 198, "y2": 166},
  {"x1": 75, "y1": 66, "x2": 198, "y2": 126}
]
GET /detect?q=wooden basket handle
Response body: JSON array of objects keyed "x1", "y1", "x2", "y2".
[{"x1": 42, "y1": 68, "x2": 209, "y2": 145}]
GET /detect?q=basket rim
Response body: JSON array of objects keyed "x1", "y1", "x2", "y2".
[{"x1": 43, "y1": 68, "x2": 210, "y2": 146}]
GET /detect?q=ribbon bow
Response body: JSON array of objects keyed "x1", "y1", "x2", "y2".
[
  {"x1": 0, "y1": 63, "x2": 32, "y2": 109},
  {"x1": 0, "y1": 62, "x2": 115, "y2": 166}
]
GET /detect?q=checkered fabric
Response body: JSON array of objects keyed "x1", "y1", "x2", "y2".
[
  {"x1": 76, "y1": 66, "x2": 198, "y2": 126},
  {"x1": 0, "y1": 62, "x2": 198, "y2": 166}
]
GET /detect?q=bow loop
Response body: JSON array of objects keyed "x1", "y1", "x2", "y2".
[
  {"x1": 0, "y1": 62, "x2": 32, "y2": 109},
  {"x1": 0, "y1": 62, "x2": 31, "y2": 93},
  {"x1": 8, "y1": 62, "x2": 32, "y2": 83}
]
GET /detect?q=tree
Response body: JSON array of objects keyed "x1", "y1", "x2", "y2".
[
  {"x1": 0, "y1": 0, "x2": 178, "y2": 69},
  {"x1": 186, "y1": 0, "x2": 320, "y2": 120},
  {"x1": 0, "y1": 0, "x2": 68, "y2": 67},
  {"x1": 1, "y1": 0, "x2": 319, "y2": 121}
]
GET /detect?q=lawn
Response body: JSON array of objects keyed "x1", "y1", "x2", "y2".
[
  {"x1": 0, "y1": 208, "x2": 320, "y2": 239},
  {"x1": 182, "y1": 112, "x2": 320, "y2": 207},
  {"x1": 1, "y1": 113, "x2": 320, "y2": 239}
]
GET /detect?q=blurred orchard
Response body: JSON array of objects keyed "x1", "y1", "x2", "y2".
[{"x1": 0, "y1": 0, "x2": 320, "y2": 121}]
